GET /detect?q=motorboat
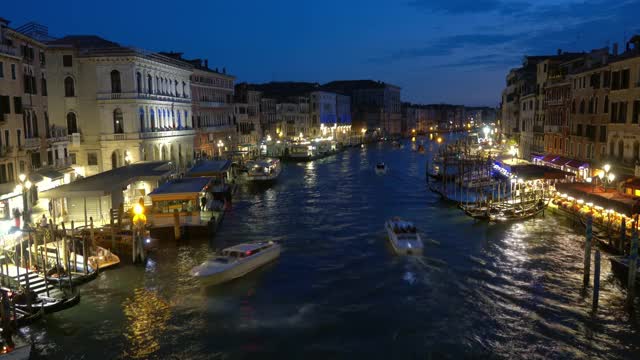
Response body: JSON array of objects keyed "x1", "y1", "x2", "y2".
[
  {"x1": 87, "y1": 246, "x2": 120, "y2": 270},
  {"x1": 246, "y1": 158, "x2": 282, "y2": 182},
  {"x1": 190, "y1": 241, "x2": 281, "y2": 286},
  {"x1": 375, "y1": 162, "x2": 388, "y2": 175},
  {"x1": 384, "y1": 217, "x2": 424, "y2": 255}
]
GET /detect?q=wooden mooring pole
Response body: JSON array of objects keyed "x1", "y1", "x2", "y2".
[
  {"x1": 627, "y1": 218, "x2": 638, "y2": 308},
  {"x1": 583, "y1": 214, "x2": 593, "y2": 289},
  {"x1": 593, "y1": 249, "x2": 601, "y2": 313},
  {"x1": 173, "y1": 209, "x2": 181, "y2": 241}
]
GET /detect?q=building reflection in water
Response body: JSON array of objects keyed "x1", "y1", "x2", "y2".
[{"x1": 122, "y1": 288, "x2": 171, "y2": 359}]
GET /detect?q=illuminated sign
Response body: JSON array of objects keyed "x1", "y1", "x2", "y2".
[{"x1": 493, "y1": 163, "x2": 511, "y2": 177}]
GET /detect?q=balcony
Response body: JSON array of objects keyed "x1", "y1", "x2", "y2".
[
  {"x1": 96, "y1": 92, "x2": 191, "y2": 104},
  {"x1": 0, "y1": 44, "x2": 18, "y2": 57},
  {"x1": 100, "y1": 133, "x2": 129, "y2": 141},
  {"x1": 139, "y1": 129, "x2": 195, "y2": 139},
  {"x1": 52, "y1": 157, "x2": 72, "y2": 168},
  {"x1": 0, "y1": 146, "x2": 13, "y2": 157},
  {"x1": 198, "y1": 101, "x2": 228, "y2": 108},
  {"x1": 24, "y1": 137, "x2": 41, "y2": 150}
]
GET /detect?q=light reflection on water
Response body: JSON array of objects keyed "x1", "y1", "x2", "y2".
[{"x1": 26, "y1": 139, "x2": 640, "y2": 359}]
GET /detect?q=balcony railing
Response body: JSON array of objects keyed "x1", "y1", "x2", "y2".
[
  {"x1": 96, "y1": 92, "x2": 191, "y2": 103},
  {"x1": 100, "y1": 129, "x2": 196, "y2": 141},
  {"x1": 0, "y1": 44, "x2": 17, "y2": 57},
  {"x1": 24, "y1": 137, "x2": 40, "y2": 149}
]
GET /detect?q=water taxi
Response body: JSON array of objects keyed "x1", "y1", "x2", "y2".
[
  {"x1": 375, "y1": 162, "x2": 387, "y2": 175},
  {"x1": 384, "y1": 218, "x2": 424, "y2": 255},
  {"x1": 246, "y1": 158, "x2": 282, "y2": 182},
  {"x1": 190, "y1": 241, "x2": 281, "y2": 286}
]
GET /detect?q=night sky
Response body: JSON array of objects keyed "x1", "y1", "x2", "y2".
[{"x1": 4, "y1": 0, "x2": 640, "y2": 106}]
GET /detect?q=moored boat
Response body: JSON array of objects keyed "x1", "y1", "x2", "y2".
[
  {"x1": 384, "y1": 217, "x2": 424, "y2": 255},
  {"x1": 609, "y1": 256, "x2": 640, "y2": 290},
  {"x1": 0, "y1": 333, "x2": 31, "y2": 360},
  {"x1": 190, "y1": 241, "x2": 281, "y2": 286},
  {"x1": 45, "y1": 264, "x2": 98, "y2": 286},
  {"x1": 14, "y1": 290, "x2": 80, "y2": 315},
  {"x1": 375, "y1": 162, "x2": 387, "y2": 175},
  {"x1": 246, "y1": 158, "x2": 282, "y2": 182}
]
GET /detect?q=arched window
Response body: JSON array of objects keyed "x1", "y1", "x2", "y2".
[
  {"x1": 174, "y1": 80, "x2": 179, "y2": 96},
  {"x1": 184, "y1": 110, "x2": 189, "y2": 127},
  {"x1": 634, "y1": 142, "x2": 640, "y2": 162},
  {"x1": 139, "y1": 108, "x2": 145, "y2": 132},
  {"x1": 113, "y1": 108, "x2": 124, "y2": 134},
  {"x1": 25, "y1": 111, "x2": 32, "y2": 138},
  {"x1": 41, "y1": 74, "x2": 47, "y2": 96},
  {"x1": 610, "y1": 141, "x2": 615, "y2": 157},
  {"x1": 604, "y1": 96, "x2": 609, "y2": 113},
  {"x1": 178, "y1": 111, "x2": 182, "y2": 129},
  {"x1": 110, "y1": 70, "x2": 121, "y2": 93},
  {"x1": 579, "y1": 100, "x2": 585, "y2": 114},
  {"x1": 571, "y1": 100, "x2": 576, "y2": 114},
  {"x1": 111, "y1": 151, "x2": 118, "y2": 169},
  {"x1": 150, "y1": 109, "x2": 156, "y2": 130},
  {"x1": 67, "y1": 112, "x2": 78, "y2": 134},
  {"x1": 147, "y1": 74, "x2": 153, "y2": 94},
  {"x1": 64, "y1": 76, "x2": 75, "y2": 97},
  {"x1": 156, "y1": 76, "x2": 160, "y2": 94},
  {"x1": 136, "y1": 72, "x2": 142, "y2": 93},
  {"x1": 594, "y1": 97, "x2": 598, "y2": 114},
  {"x1": 182, "y1": 82, "x2": 187, "y2": 98},
  {"x1": 32, "y1": 112, "x2": 38, "y2": 137}
]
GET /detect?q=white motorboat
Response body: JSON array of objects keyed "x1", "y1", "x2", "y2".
[
  {"x1": 375, "y1": 162, "x2": 387, "y2": 175},
  {"x1": 190, "y1": 241, "x2": 281, "y2": 286},
  {"x1": 246, "y1": 158, "x2": 282, "y2": 182},
  {"x1": 384, "y1": 217, "x2": 423, "y2": 255}
]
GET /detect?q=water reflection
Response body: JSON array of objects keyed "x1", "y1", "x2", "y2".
[{"x1": 122, "y1": 288, "x2": 171, "y2": 359}]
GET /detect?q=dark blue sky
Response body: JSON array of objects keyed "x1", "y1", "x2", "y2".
[{"x1": 5, "y1": 0, "x2": 640, "y2": 106}]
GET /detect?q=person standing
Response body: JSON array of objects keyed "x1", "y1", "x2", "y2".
[{"x1": 13, "y1": 208, "x2": 21, "y2": 228}]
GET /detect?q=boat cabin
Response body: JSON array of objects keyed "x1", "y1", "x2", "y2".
[
  {"x1": 148, "y1": 177, "x2": 214, "y2": 227},
  {"x1": 248, "y1": 159, "x2": 280, "y2": 177},
  {"x1": 222, "y1": 242, "x2": 274, "y2": 258}
]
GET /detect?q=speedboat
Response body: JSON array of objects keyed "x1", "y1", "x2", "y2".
[
  {"x1": 375, "y1": 162, "x2": 387, "y2": 175},
  {"x1": 190, "y1": 241, "x2": 281, "y2": 286},
  {"x1": 246, "y1": 158, "x2": 282, "y2": 182},
  {"x1": 384, "y1": 217, "x2": 424, "y2": 255}
]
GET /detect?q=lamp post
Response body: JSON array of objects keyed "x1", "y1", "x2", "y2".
[
  {"x1": 16, "y1": 174, "x2": 32, "y2": 229},
  {"x1": 217, "y1": 140, "x2": 224, "y2": 158}
]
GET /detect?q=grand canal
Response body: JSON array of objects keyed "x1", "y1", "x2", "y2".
[{"x1": 26, "y1": 140, "x2": 640, "y2": 359}]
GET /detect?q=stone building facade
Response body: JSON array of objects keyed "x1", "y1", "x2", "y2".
[{"x1": 46, "y1": 36, "x2": 195, "y2": 176}]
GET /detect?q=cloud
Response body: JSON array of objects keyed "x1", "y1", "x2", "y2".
[
  {"x1": 435, "y1": 54, "x2": 522, "y2": 69},
  {"x1": 408, "y1": 0, "x2": 531, "y2": 15},
  {"x1": 370, "y1": 33, "x2": 522, "y2": 63}
]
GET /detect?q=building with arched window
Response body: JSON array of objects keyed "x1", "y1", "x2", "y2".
[{"x1": 46, "y1": 35, "x2": 195, "y2": 176}]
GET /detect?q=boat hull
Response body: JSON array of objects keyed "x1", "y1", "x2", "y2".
[
  {"x1": 385, "y1": 222, "x2": 423, "y2": 256},
  {"x1": 195, "y1": 246, "x2": 281, "y2": 287},
  {"x1": 610, "y1": 257, "x2": 640, "y2": 290},
  {"x1": 0, "y1": 343, "x2": 31, "y2": 360}
]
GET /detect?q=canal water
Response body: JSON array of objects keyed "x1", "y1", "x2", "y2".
[{"x1": 27, "y1": 140, "x2": 640, "y2": 359}]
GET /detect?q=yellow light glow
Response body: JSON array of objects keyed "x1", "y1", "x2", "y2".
[
  {"x1": 133, "y1": 203, "x2": 144, "y2": 216},
  {"x1": 577, "y1": 199, "x2": 584, "y2": 204},
  {"x1": 24, "y1": 180, "x2": 32, "y2": 189},
  {"x1": 18, "y1": 174, "x2": 26, "y2": 182},
  {"x1": 437, "y1": 137, "x2": 443, "y2": 143}
]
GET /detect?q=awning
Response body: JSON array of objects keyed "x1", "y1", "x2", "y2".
[
  {"x1": 36, "y1": 168, "x2": 64, "y2": 180},
  {"x1": 565, "y1": 159, "x2": 589, "y2": 169},
  {"x1": 550, "y1": 156, "x2": 572, "y2": 166},
  {"x1": 541, "y1": 154, "x2": 557, "y2": 162}
]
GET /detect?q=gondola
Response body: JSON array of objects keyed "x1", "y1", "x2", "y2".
[
  {"x1": 14, "y1": 306, "x2": 44, "y2": 327},
  {"x1": 45, "y1": 265, "x2": 98, "y2": 286},
  {"x1": 609, "y1": 256, "x2": 640, "y2": 290},
  {"x1": 14, "y1": 290, "x2": 80, "y2": 314},
  {"x1": 489, "y1": 200, "x2": 547, "y2": 223}
]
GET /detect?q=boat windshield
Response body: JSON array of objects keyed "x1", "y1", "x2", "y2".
[{"x1": 211, "y1": 257, "x2": 230, "y2": 263}]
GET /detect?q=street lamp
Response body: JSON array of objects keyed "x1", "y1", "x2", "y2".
[
  {"x1": 217, "y1": 140, "x2": 224, "y2": 158},
  {"x1": 483, "y1": 126, "x2": 490, "y2": 140},
  {"x1": 16, "y1": 174, "x2": 32, "y2": 229}
]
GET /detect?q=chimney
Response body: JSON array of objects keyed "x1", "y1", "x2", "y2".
[
  {"x1": 557, "y1": 48, "x2": 562, "y2": 55},
  {"x1": 613, "y1": 43, "x2": 618, "y2": 56}
]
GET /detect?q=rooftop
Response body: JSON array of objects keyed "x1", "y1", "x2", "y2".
[
  {"x1": 149, "y1": 177, "x2": 211, "y2": 196},
  {"x1": 187, "y1": 160, "x2": 231, "y2": 177},
  {"x1": 41, "y1": 161, "x2": 172, "y2": 198}
]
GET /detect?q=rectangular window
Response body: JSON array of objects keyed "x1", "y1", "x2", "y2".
[
  {"x1": 11, "y1": 64, "x2": 16, "y2": 80},
  {"x1": 612, "y1": 71, "x2": 620, "y2": 90},
  {"x1": 87, "y1": 152, "x2": 98, "y2": 165},
  {"x1": 4, "y1": 130, "x2": 9, "y2": 147},
  {"x1": 13, "y1": 97, "x2": 21, "y2": 114},
  {"x1": 0, "y1": 61, "x2": 3, "y2": 78},
  {"x1": 19, "y1": 160, "x2": 24, "y2": 174},
  {"x1": 577, "y1": 124, "x2": 583, "y2": 136},
  {"x1": 611, "y1": 102, "x2": 618, "y2": 123},
  {"x1": 603, "y1": 71, "x2": 611, "y2": 88},
  {"x1": 0, "y1": 165, "x2": 5, "y2": 184},
  {"x1": 619, "y1": 102, "x2": 628, "y2": 123},
  {"x1": 70, "y1": 153, "x2": 77, "y2": 165},
  {"x1": 7, "y1": 163, "x2": 13, "y2": 182},
  {"x1": 16, "y1": 130, "x2": 21, "y2": 148},
  {"x1": 622, "y1": 69, "x2": 630, "y2": 89},
  {"x1": 63, "y1": 55, "x2": 73, "y2": 67},
  {"x1": 634, "y1": 100, "x2": 640, "y2": 124}
]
